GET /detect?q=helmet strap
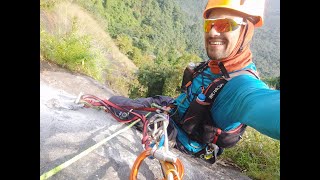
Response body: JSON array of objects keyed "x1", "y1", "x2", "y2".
[{"x1": 237, "y1": 18, "x2": 249, "y2": 54}]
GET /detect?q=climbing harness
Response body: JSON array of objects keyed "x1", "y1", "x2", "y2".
[{"x1": 174, "y1": 60, "x2": 260, "y2": 164}]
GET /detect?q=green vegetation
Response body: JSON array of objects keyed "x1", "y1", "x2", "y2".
[
  {"x1": 130, "y1": 53, "x2": 202, "y2": 98},
  {"x1": 76, "y1": 0, "x2": 204, "y2": 98},
  {"x1": 40, "y1": 0, "x2": 62, "y2": 10},
  {"x1": 221, "y1": 127, "x2": 280, "y2": 180},
  {"x1": 40, "y1": 17, "x2": 107, "y2": 82},
  {"x1": 40, "y1": 0, "x2": 280, "y2": 179},
  {"x1": 262, "y1": 76, "x2": 280, "y2": 90}
]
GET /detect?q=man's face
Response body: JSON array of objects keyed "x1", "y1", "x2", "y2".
[{"x1": 205, "y1": 9, "x2": 244, "y2": 60}]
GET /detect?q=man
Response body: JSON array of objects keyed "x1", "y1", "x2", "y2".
[{"x1": 108, "y1": 0, "x2": 279, "y2": 160}]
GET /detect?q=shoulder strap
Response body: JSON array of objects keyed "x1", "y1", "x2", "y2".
[
  {"x1": 227, "y1": 69, "x2": 260, "y2": 80},
  {"x1": 193, "y1": 60, "x2": 209, "y2": 77},
  {"x1": 203, "y1": 68, "x2": 259, "y2": 105},
  {"x1": 180, "y1": 60, "x2": 210, "y2": 92}
]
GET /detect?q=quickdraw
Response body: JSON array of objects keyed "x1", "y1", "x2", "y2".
[{"x1": 78, "y1": 94, "x2": 185, "y2": 180}]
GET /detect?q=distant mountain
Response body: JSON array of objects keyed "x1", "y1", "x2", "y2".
[{"x1": 251, "y1": 0, "x2": 280, "y2": 78}]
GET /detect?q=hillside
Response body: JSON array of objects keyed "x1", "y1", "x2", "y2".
[
  {"x1": 40, "y1": 1, "x2": 137, "y2": 70},
  {"x1": 40, "y1": 1, "x2": 138, "y2": 96},
  {"x1": 251, "y1": 0, "x2": 280, "y2": 78}
]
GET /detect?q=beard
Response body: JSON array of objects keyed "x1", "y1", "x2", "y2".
[{"x1": 206, "y1": 47, "x2": 228, "y2": 60}]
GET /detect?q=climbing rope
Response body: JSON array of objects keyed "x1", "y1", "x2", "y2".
[{"x1": 40, "y1": 118, "x2": 143, "y2": 180}]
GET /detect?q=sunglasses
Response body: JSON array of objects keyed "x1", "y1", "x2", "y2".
[{"x1": 204, "y1": 18, "x2": 246, "y2": 33}]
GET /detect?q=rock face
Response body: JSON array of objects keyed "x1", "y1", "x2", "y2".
[{"x1": 40, "y1": 61, "x2": 251, "y2": 180}]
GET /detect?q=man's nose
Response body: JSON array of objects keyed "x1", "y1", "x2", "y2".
[{"x1": 208, "y1": 26, "x2": 221, "y2": 36}]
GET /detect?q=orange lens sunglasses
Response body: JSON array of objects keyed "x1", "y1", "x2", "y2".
[{"x1": 204, "y1": 18, "x2": 246, "y2": 33}]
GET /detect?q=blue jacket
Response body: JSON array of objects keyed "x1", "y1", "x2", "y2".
[{"x1": 174, "y1": 62, "x2": 280, "y2": 141}]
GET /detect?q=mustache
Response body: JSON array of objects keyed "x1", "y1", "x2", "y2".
[{"x1": 206, "y1": 37, "x2": 226, "y2": 41}]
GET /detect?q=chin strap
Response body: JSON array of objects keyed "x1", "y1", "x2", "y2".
[
  {"x1": 218, "y1": 61, "x2": 230, "y2": 78},
  {"x1": 237, "y1": 19, "x2": 249, "y2": 54}
]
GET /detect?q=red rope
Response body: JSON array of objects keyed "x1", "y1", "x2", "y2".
[{"x1": 80, "y1": 94, "x2": 151, "y2": 149}]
